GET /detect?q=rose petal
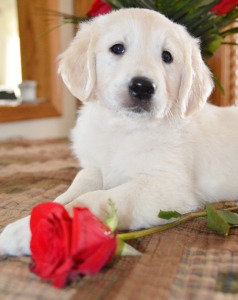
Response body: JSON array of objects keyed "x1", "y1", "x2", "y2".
[
  {"x1": 30, "y1": 202, "x2": 71, "y2": 232},
  {"x1": 51, "y1": 257, "x2": 74, "y2": 288},
  {"x1": 211, "y1": 0, "x2": 238, "y2": 15},
  {"x1": 78, "y1": 236, "x2": 117, "y2": 274},
  {"x1": 88, "y1": 0, "x2": 112, "y2": 17},
  {"x1": 30, "y1": 203, "x2": 72, "y2": 281},
  {"x1": 70, "y1": 207, "x2": 117, "y2": 274},
  {"x1": 52, "y1": 273, "x2": 69, "y2": 288},
  {"x1": 71, "y1": 207, "x2": 113, "y2": 260},
  {"x1": 31, "y1": 219, "x2": 71, "y2": 278},
  {"x1": 52, "y1": 273, "x2": 71, "y2": 288}
]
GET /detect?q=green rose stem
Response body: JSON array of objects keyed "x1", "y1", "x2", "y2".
[{"x1": 117, "y1": 206, "x2": 238, "y2": 241}]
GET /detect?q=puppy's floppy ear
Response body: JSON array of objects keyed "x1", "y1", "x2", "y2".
[
  {"x1": 178, "y1": 38, "x2": 214, "y2": 117},
  {"x1": 58, "y1": 22, "x2": 96, "y2": 101}
]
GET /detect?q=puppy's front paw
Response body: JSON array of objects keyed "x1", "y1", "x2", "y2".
[
  {"x1": 66, "y1": 190, "x2": 109, "y2": 221},
  {"x1": 0, "y1": 216, "x2": 31, "y2": 256},
  {"x1": 65, "y1": 190, "x2": 131, "y2": 229}
]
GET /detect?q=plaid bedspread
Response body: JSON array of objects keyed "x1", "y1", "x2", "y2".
[{"x1": 1, "y1": 139, "x2": 238, "y2": 300}]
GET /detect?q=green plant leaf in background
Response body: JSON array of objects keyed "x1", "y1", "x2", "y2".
[
  {"x1": 221, "y1": 27, "x2": 238, "y2": 38},
  {"x1": 212, "y1": 70, "x2": 225, "y2": 95},
  {"x1": 202, "y1": 34, "x2": 223, "y2": 59}
]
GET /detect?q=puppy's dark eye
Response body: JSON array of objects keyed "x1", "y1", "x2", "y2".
[
  {"x1": 110, "y1": 44, "x2": 125, "y2": 55},
  {"x1": 162, "y1": 50, "x2": 173, "y2": 63}
]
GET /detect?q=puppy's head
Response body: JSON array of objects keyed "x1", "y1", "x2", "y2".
[{"x1": 58, "y1": 8, "x2": 213, "y2": 118}]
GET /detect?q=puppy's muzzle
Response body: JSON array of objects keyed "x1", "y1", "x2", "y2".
[{"x1": 128, "y1": 77, "x2": 156, "y2": 113}]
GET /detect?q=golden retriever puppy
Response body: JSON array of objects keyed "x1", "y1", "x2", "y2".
[{"x1": 1, "y1": 8, "x2": 238, "y2": 255}]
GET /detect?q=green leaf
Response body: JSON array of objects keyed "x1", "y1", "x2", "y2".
[
  {"x1": 220, "y1": 27, "x2": 238, "y2": 38},
  {"x1": 222, "y1": 42, "x2": 238, "y2": 46},
  {"x1": 167, "y1": 0, "x2": 199, "y2": 22},
  {"x1": 158, "y1": 210, "x2": 182, "y2": 220},
  {"x1": 133, "y1": 0, "x2": 157, "y2": 10},
  {"x1": 202, "y1": 34, "x2": 222, "y2": 58},
  {"x1": 106, "y1": 0, "x2": 124, "y2": 9},
  {"x1": 211, "y1": 70, "x2": 225, "y2": 94},
  {"x1": 206, "y1": 204, "x2": 230, "y2": 236},
  {"x1": 219, "y1": 211, "x2": 238, "y2": 225}
]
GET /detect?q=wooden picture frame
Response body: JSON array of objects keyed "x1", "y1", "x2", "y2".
[
  {"x1": 208, "y1": 40, "x2": 236, "y2": 107},
  {"x1": 0, "y1": 0, "x2": 62, "y2": 123}
]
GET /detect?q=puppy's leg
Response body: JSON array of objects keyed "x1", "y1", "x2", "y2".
[
  {"x1": 54, "y1": 167, "x2": 103, "y2": 204},
  {"x1": 65, "y1": 176, "x2": 195, "y2": 230},
  {"x1": 0, "y1": 168, "x2": 103, "y2": 256},
  {"x1": 0, "y1": 216, "x2": 30, "y2": 256},
  {"x1": 65, "y1": 179, "x2": 154, "y2": 230}
]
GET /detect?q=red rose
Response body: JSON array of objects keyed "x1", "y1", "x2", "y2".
[
  {"x1": 88, "y1": 0, "x2": 112, "y2": 17},
  {"x1": 211, "y1": 0, "x2": 238, "y2": 15},
  {"x1": 30, "y1": 202, "x2": 117, "y2": 288}
]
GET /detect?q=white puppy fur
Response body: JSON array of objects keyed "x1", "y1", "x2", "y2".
[{"x1": 1, "y1": 8, "x2": 238, "y2": 256}]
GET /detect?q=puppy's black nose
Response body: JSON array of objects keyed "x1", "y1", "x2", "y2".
[{"x1": 129, "y1": 77, "x2": 156, "y2": 100}]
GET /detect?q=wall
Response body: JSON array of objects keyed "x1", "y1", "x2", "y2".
[
  {"x1": 0, "y1": 0, "x2": 77, "y2": 140},
  {"x1": 0, "y1": 0, "x2": 21, "y2": 87}
]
